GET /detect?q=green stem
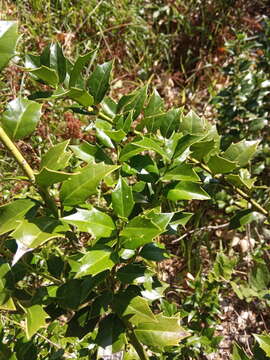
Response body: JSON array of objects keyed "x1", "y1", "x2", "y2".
[
  {"x1": 0, "y1": 126, "x2": 59, "y2": 218},
  {"x1": 0, "y1": 126, "x2": 35, "y2": 182},
  {"x1": 99, "y1": 111, "x2": 113, "y2": 123}
]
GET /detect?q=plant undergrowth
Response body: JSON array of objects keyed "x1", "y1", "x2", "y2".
[{"x1": 0, "y1": 20, "x2": 270, "y2": 360}]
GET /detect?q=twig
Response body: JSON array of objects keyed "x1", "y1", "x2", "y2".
[{"x1": 171, "y1": 222, "x2": 229, "y2": 244}]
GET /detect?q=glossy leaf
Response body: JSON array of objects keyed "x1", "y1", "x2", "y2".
[
  {"x1": 70, "y1": 141, "x2": 111, "y2": 163},
  {"x1": 134, "y1": 313, "x2": 188, "y2": 350},
  {"x1": 35, "y1": 168, "x2": 76, "y2": 187},
  {"x1": 114, "y1": 293, "x2": 156, "y2": 326},
  {"x1": 11, "y1": 217, "x2": 66, "y2": 264},
  {"x1": 232, "y1": 342, "x2": 251, "y2": 360},
  {"x1": 162, "y1": 163, "x2": 200, "y2": 182},
  {"x1": 173, "y1": 134, "x2": 204, "y2": 160},
  {"x1": 62, "y1": 207, "x2": 115, "y2": 240},
  {"x1": 144, "y1": 89, "x2": 164, "y2": 117},
  {"x1": 116, "y1": 263, "x2": 147, "y2": 284},
  {"x1": 140, "y1": 243, "x2": 169, "y2": 262},
  {"x1": 88, "y1": 60, "x2": 113, "y2": 104},
  {"x1": 52, "y1": 87, "x2": 94, "y2": 107},
  {"x1": 223, "y1": 140, "x2": 259, "y2": 167},
  {"x1": 143, "y1": 108, "x2": 180, "y2": 138},
  {"x1": 120, "y1": 215, "x2": 162, "y2": 249},
  {"x1": 25, "y1": 305, "x2": 48, "y2": 339},
  {"x1": 112, "y1": 177, "x2": 134, "y2": 218},
  {"x1": 229, "y1": 209, "x2": 259, "y2": 229},
  {"x1": 47, "y1": 42, "x2": 66, "y2": 83},
  {"x1": 225, "y1": 169, "x2": 256, "y2": 190},
  {"x1": 40, "y1": 140, "x2": 71, "y2": 171},
  {"x1": 0, "y1": 21, "x2": 19, "y2": 70},
  {"x1": 0, "y1": 199, "x2": 36, "y2": 235},
  {"x1": 69, "y1": 50, "x2": 93, "y2": 88},
  {"x1": 28, "y1": 66, "x2": 59, "y2": 86},
  {"x1": 180, "y1": 110, "x2": 208, "y2": 135},
  {"x1": 1, "y1": 98, "x2": 42, "y2": 140},
  {"x1": 60, "y1": 162, "x2": 119, "y2": 206},
  {"x1": 129, "y1": 154, "x2": 159, "y2": 182},
  {"x1": 73, "y1": 246, "x2": 118, "y2": 278},
  {"x1": 254, "y1": 334, "x2": 270, "y2": 356},
  {"x1": 167, "y1": 181, "x2": 210, "y2": 201},
  {"x1": 0, "y1": 262, "x2": 16, "y2": 311},
  {"x1": 207, "y1": 155, "x2": 237, "y2": 175},
  {"x1": 120, "y1": 136, "x2": 169, "y2": 162},
  {"x1": 96, "y1": 314, "x2": 126, "y2": 355},
  {"x1": 117, "y1": 85, "x2": 148, "y2": 120}
]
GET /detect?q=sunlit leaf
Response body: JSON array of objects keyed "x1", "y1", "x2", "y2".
[
  {"x1": 62, "y1": 207, "x2": 115, "y2": 240},
  {"x1": 0, "y1": 21, "x2": 19, "y2": 70},
  {"x1": 167, "y1": 181, "x2": 210, "y2": 201},
  {"x1": 112, "y1": 177, "x2": 134, "y2": 218},
  {"x1": 1, "y1": 98, "x2": 42, "y2": 140}
]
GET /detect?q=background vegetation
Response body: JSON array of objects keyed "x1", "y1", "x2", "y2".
[{"x1": 1, "y1": 0, "x2": 270, "y2": 359}]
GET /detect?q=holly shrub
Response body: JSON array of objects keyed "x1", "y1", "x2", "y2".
[{"x1": 0, "y1": 21, "x2": 269, "y2": 360}]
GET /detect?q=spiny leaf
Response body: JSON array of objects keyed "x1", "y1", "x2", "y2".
[{"x1": 1, "y1": 98, "x2": 42, "y2": 140}]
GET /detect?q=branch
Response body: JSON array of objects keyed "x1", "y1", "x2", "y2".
[{"x1": 171, "y1": 222, "x2": 229, "y2": 244}]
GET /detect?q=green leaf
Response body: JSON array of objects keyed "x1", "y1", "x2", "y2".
[
  {"x1": 225, "y1": 169, "x2": 256, "y2": 190},
  {"x1": 173, "y1": 134, "x2": 204, "y2": 160},
  {"x1": 207, "y1": 155, "x2": 237, "y2": 175},
  {"x1": 69, "y1": 50, "x2": 93, "y2": 88},
  {"x1": 223, "y1": 140, "x2": 259, "y2": 167},
  {"x1": 129, "y1": 155, "x2": 159, "y2": 183},
  {"x1": 70, "y1": 141, "x2": 111, "y2": 163},
  {"x1": 60, "y1": 162, "x2": 119, "y2": 206},
  {"x1": 120, "y1": 136, "x2": 169, "y2": 162},
  {"x1": 162, "y1": 163, "x2": 200, "y2": 182},
  {"x1": 62, "y1": 207, "x2": 115, "y2": 240},
  {"x1": 11, "y1": 217, "x2": 66, "y2": 264},
  {"x1": 25, "y1": 305, "x2": 48, "y2": 339},
  {"x1": 73, "y1": 246, "x2": 118, "y2": 278},
  {"x1": 117, "y1": 85, "x2": 148, "y2": 120},
  {"x1": 0, "y1": 262, "x2": 16, "y2": 311},
  {"x1": 112, "y1": 177, "x2": 134, "y2": 218},
  {"x1": 116, "y1": 263, "x2": 147, "y2": 284},
  {"x1": 144, "y1": 89, "x2": 164, "y2": 117},
  {"x1": 48, "y1": 42, "x2": 66, "y2": 83},
  {"x1": 229, "y1": 209, "x2": 259, "y2": 229},
  {"x1": 40, "y1": 140, "x2": 71, "y2": 171},
  {"x1": 88, "y1": 60, "x2": 113, "y2": 104},
  {"x1": 254, "y1": 334, "x2": 270, "y2": 357},
  {"x1": 167, "y1": 181, "x2": 210, "y2": 201},
  {"x1": 180, "y1": 110, "x2": 208, "y2": 135},
  {"x1": 114, "y1": 293, "x2": 156, "y2": 326},
  {"x1": 96, "y1": 314, "x2": 126, "y2": 355},
  {"x1": 169, "y1": 212, "x2": 193, "y2": 230},
  {"x1": 232, "y1": 342, "x2": 251, "y2": 360},
  {"x1": 120, "y1": 215, "x2": 162, "y2": 249},
  {"x1": 28, "y1": 66, "x2": 59, "y2": 86},
  {"x1": 104, "y1": 128, "x2": 126, "y2": 142},
  {"x1": 140, "y1": 243, "x2": 169, "y2": 261},
  {"x1": 1, "y1": 98, "x2": 42, "y2": 140},
  {"x1": 0, "y1": 199, "x2": 36, "y2": 235},
  {"x1": 0, "y1": 21, "x2": 19, "y2": 71},
  {"x1": 101, "y1": 96, "x2": 117, "y2": 118},
  {"x1": 142, "y1": 108, "x2": 180, "y2": 138},
  {"x1": 134, "y1": 313, "x2": 188, "y2": 350},
  {"x1": 35, "y1": 168, "x2": 76, "y2": 187},
  {"x1": 190, "y1": 139, "x2": 217, "y2": 162},
  {"x1": 52, "y1": 87, "x2": 94, "y2": 107}
]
